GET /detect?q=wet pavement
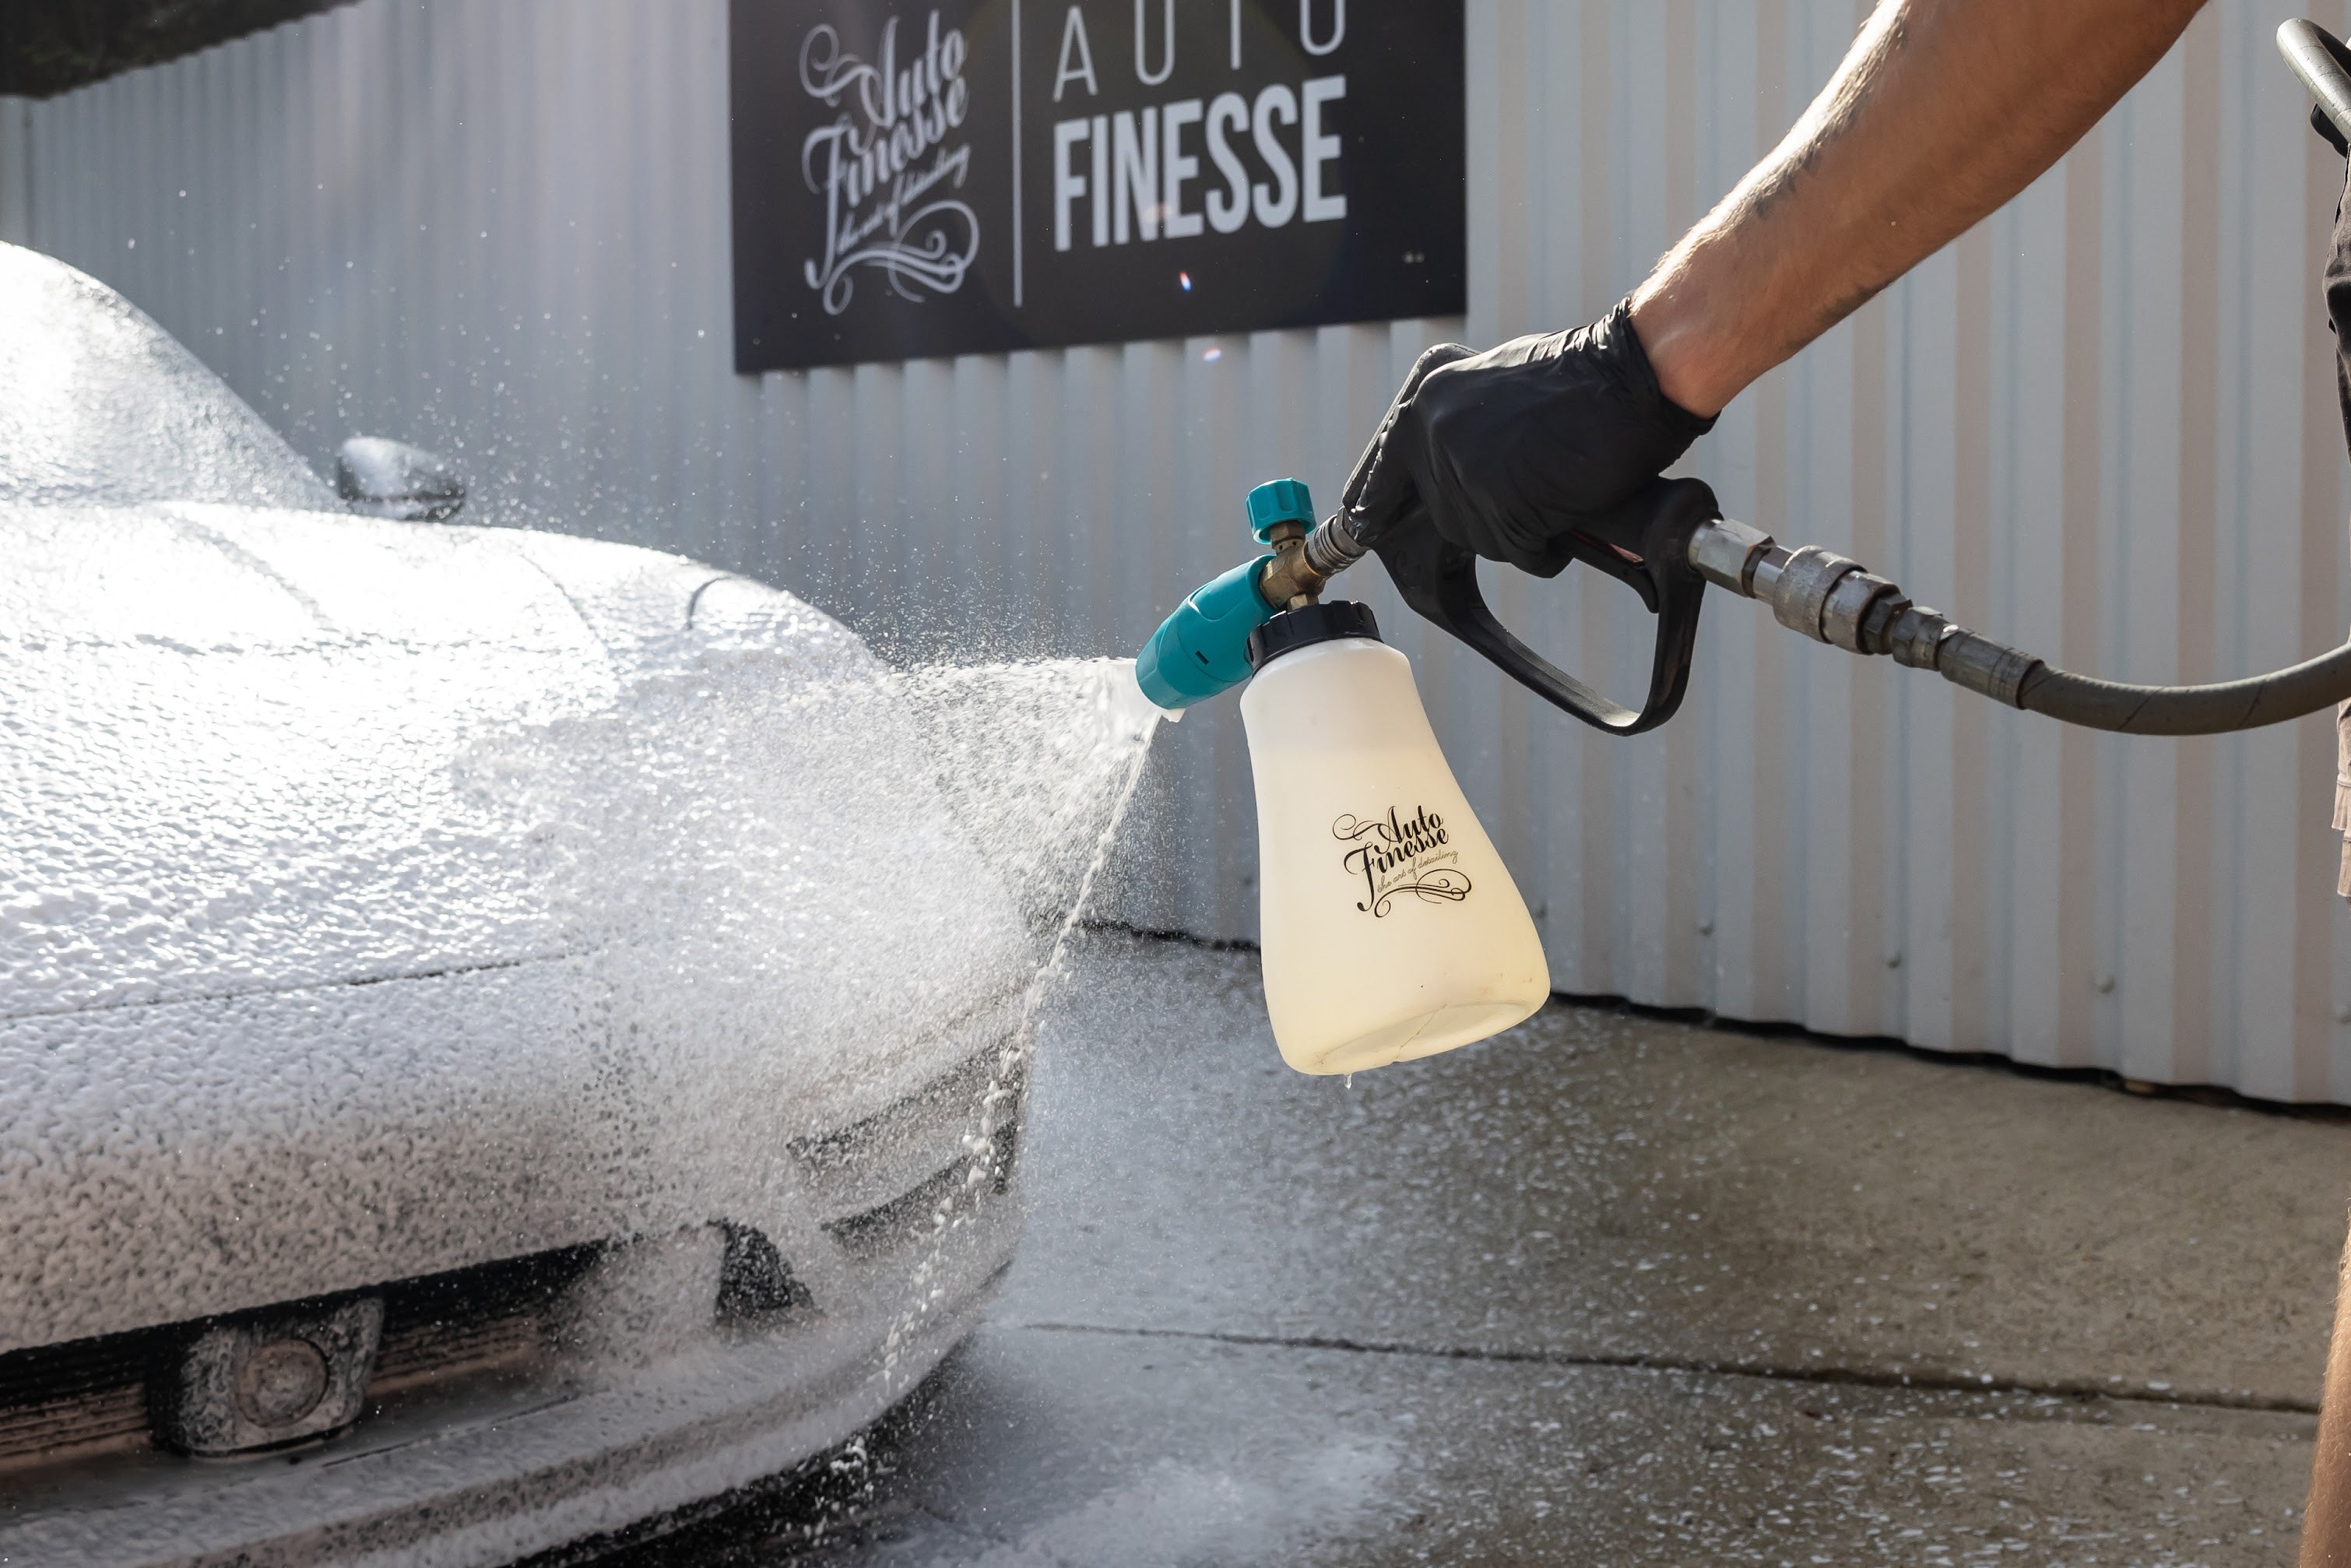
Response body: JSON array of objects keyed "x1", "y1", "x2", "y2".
[{"x1": 584, "y1": 933, "x2": 2351, "y2": 1566}]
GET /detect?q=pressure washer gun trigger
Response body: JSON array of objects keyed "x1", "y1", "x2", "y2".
[{"x1": 1368, "y1": 478, "x2": 1721, "y2": 737}]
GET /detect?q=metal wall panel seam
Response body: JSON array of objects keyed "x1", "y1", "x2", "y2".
[
  {"x1": 2233, "y1": 1, "x2": 2316, "y2": 1098},
  {"x1": 2169, "y1": 5, "x2": 2224, "y2": 1086},
  {"x1": 0, "y1": 97, "x2": 32, "y2": 248},
  {"x1": 2296, "y1": 9, "x2": 2349, "y2": 1096},
  {"x1": 1899, "y1": 240, "x2": 1963, "y2": 1052}
]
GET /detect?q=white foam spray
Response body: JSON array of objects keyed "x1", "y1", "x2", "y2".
[{"x1": 878, "y1": 660, "x2": 1162, "y2": 1391}]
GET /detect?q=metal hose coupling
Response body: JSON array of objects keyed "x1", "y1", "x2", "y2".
[
  {"x1": 1685, "y1": 517, "x2": 2351, "y2": 736},
  {"x1": 1256, "y1": 512, "x2": 1370, "y2": 610},
  {"x1": 1305, "y1": 512, "x2": 1371, "y2": 577},
  {"x1": 1685, "y1": 518, "x2": 2036, "y2": 701}
]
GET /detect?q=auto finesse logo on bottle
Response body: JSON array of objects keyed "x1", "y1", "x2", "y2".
[
  {"x1": 796, "y1": 12, "x2": 979, "y2": 315},
  {"x1": 1334, "y1": 807, "x2": 1470, "y2": 917}
]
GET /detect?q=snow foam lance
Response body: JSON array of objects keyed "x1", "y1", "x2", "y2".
[
  {"x1": 1136, "y1": 448, "x2": 2351, "y2": 1078},
  {"x1": 1131, "y1": 23, "x2": 2351, "y2": 1076},
  {"x1": 1138, "y1": 23, "x2": 2351, "y2": 1069},
  {"x1": 1137, "y1": 480, "x2": 1549, "y2": 1078}
]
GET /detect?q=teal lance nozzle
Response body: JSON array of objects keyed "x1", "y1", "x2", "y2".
[{"x1": 1134, "y1": 479, "x2": 1320, "y2": 711}]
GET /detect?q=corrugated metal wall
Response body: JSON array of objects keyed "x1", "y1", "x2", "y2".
[{"x1": 7, "y1": 0, "x2": 2351, "y2": 1099}]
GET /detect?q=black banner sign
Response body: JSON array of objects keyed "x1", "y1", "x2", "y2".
[{"x1": 729, "y1": 1, "x2": 1465, "y2": 371}]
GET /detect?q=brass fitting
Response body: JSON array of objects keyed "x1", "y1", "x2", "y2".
[{"x1": 1256, "y1": 519, "x2": 1328, "y2": 610}]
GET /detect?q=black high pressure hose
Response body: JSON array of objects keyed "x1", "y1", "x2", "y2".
[{"x1": 1680, "y1": 515, "x2": 2351, "y2": 737}]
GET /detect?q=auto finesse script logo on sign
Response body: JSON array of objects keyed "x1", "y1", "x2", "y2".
[
  {"x1": 730, "y1": 0, "x2": 1465, "y2": 371},
  {"x1": 796, "y1": 15, "x2": 980, "y2": 315},
  {"x1": 1334, "y1": 807, "x2": 1469, "y2": 918}
]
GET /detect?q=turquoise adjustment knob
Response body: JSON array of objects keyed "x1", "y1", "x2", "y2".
[
  {"x1": 1135, "y1": 554, "x2": 1276, "y2": 709},
  {"x1": 1246, "y1": 478, "x2": 1316, "y2": 544}
]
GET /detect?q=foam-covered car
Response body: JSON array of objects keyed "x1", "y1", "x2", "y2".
[{"x1": 0, "y1": 242, "x2": 1056, "y2": 1566}]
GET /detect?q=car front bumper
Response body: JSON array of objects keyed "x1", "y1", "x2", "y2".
[{"x1": 0, "y1": 1025, "x2": 1029, "y2": 1568}]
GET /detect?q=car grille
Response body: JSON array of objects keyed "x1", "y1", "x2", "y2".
[
  {"x1": 0, "y1": 1246, "x2": 601, "y2": 1471},
  {"x1": 0, "y1": 1327, "x2": 172, "y2": 1467},
  {"x1": 0, "y1": 1032, "x2": 1028, "y2": 1471},
  {"x1": 368, "y1": 1245, "x2": 601, "y2": 1394}
]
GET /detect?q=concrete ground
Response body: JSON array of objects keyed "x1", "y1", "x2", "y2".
[{"x1": 584, "y1": 933, "x2": 2351, "y2": 1566}]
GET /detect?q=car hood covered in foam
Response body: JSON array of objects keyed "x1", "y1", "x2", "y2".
[{"x1": 0, "y1": 501, "x2": 1037, "y2": 1352}]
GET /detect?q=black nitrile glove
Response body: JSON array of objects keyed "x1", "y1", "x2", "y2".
[{"x1": 1344, "y1": 301, "x2": 1717, "y2": 576}]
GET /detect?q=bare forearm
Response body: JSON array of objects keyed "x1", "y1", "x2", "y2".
[{"x1": 1629, "y1": 0, "x2": 2204, "y2": 417}]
